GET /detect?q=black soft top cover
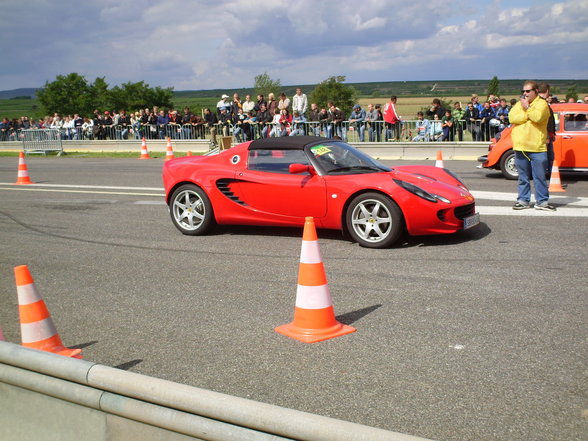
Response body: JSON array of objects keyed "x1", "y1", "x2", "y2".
[{"x1": 248, "y1": 136, "x2": 332, "y2": 150}]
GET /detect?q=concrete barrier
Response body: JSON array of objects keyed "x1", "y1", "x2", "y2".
[
  {"x1": 0, "y1": 139, "x2": 488, "y2": 160},
  {"x1": 0, "y1": 342, "x2": 433, "y2": 441},
  {"x1": 354, "y1": 142, "x2": 487, "y2": 161},
  {"x1": 0, "y1": 139, "x2": 211, "y2": 154}
]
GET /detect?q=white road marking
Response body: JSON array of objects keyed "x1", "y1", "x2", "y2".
[
  {"x1": 0, "y1": 187, "x2": 163, "y2": 197},
  {"x1": 133, "y1": 200, "x2": 166, "y2": 205},
  {"x1": 1, "y1": 184, "x2": 587, "y2": 216},
  {"x1": 471, "y1": 190, "x2": 588, "y2": 207},
  {"x1": 0, "y1": 182, "x2": 163, "y2": 191},
  {"x1": 477, "y1": 206, "x2": 588, "y2": 217},
  {"x1": 0, "y1": 182, "x2": 163, "y2": 197}
]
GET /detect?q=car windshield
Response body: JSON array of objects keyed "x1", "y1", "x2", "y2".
[{"x1": 307, "y1": 141, "x2": 391, "y2": 175}]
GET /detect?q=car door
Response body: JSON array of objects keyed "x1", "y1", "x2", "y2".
[
  {"x1": 557, "y1": 111, "x2": 588, "y2": 169},
  {"x1": 236, "y1": 148, "x2": 327, "y2": 218}
]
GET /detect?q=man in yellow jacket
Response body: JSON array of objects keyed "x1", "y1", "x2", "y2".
[{"x1": 508, "y1": 80, "x2": 555, "y2": 211}]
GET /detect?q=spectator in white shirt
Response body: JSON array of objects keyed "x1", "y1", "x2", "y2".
[{"x1": 292, "y1": 88, "x2": 308, "y2": 116}]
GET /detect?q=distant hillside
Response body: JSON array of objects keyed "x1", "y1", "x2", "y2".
[
  {"x1": 175, "y1": 79, "x2": 588, "y2": 98},
  {"x1": 0, "y1": 88, "x2": 37, "y2": 99},
  {"x1": 1, "y1": 80, "x2": 585, "y2": 119},
  {"x1": 2, "y1": 80, "x2": 586, "y2": 101}
]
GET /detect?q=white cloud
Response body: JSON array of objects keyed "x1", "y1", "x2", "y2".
[
  {"x1": 353, "y1": 15, "x2": 387, "y2": 31},
  {"x1": 0, "y1": 0, "x2": 587, "y2": 91}
]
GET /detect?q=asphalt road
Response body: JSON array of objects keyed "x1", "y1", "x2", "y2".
[{"x1": 0, "y1": 156, "x2": 587, "y2": 441}]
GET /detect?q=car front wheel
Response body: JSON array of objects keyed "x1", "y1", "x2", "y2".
[
  {"x1": 345, "y1": 193, "x2": 404, "y2": 248},
  {"x1": 169, "y1": 184, "x2": 215, "y2": 235},
  {"x1": 499, "y1": 150, "x2": 518, "y2": 180}
]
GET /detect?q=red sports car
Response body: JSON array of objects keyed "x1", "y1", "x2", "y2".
[{"x1": 162, "y1": 136, "x2": 479, "y2": 248}]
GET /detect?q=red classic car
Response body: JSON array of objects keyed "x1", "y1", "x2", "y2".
[
  {"x1": 163, "y1": 136, "x2": 479, "y2": 248},
  {"x1": 478, "y1": 103, "x2": 588, "y2": 179}
]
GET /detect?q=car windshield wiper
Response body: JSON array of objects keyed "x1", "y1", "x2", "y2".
[{"x1": 327, "y1": 165, "x2": 387, "y2": 174}]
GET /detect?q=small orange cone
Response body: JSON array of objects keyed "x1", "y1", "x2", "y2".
[
  {"x1": 186, "y1": 151, "x2": 192, "y2": 157},
  {"x1": 435, "y1": 150, "x2": 444, "y2": 168},
  {"x1": 14, "y1": 152, "x2": 34, "y2": 185},
  {"x1": 164, "y1": 137, "x2": 175, "y2": 161},
  {"x1": 275, "y1": 217, "x2": 356, "y2": 343},
  {"x1": 138, "y1": 137, "x2": 151, "y2": 159},
  {"x1": 548, "y1": 160, "x2": 565, "y2": 193},
  {"x1": 15, "y1": 265, "x2": 82, "y2": 358}
]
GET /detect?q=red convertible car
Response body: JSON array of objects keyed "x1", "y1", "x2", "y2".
[{"x1": 162, "y1": 137, "x2": 479, "y2": 248}]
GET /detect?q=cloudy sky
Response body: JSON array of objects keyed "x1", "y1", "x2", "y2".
[{"x1": 1, "y1": 0, "x2": 587, "y2": 91}]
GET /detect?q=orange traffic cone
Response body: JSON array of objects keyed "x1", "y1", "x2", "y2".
[
  {"x1": 435, "y1": 150, "x2": 444, "y2": 168},
  {"x1": 164, "y1": 137, "x2": 175, "y2": 161},
  {"x1": 15, "y1": 265, "x2": 82, "y2": 358},
  {"x1": 275, "y1": 217, "x2": 356, "y2": 343},
  {"x1": 548, "y1": 160, "x2": 565, "y2": 193},
  {"x1": 186, "y1": 151, "x2": 192, "y2": 157},
  {"x1": 14, "y1": 152, "x2": 34, "y2": 185},
  {"x1": 139, "y1": 137, "x2": 151, "y2": 159}
]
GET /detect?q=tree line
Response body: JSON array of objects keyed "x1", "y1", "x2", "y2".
[
  {"x1": 33, "y1": 73, "x2": 584, "y2": 120},
  {"x1": 37, "y1": 72, "x2": 359, "y2": 118},
  {"x1": 37, "y1": 73, "x2": 174, "y2": 117}
]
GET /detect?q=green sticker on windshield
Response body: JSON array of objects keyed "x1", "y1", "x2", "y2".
[{"x1": 311, "y1": 145, "x2": 332, "y2": 156}]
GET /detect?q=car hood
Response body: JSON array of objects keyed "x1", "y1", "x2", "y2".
[
  {"x1": 389, "y1": 165, "x2": 474, "y2": 200},
  {"x1": 392, "y1": 165, "x2": 460, "y2": 184}
]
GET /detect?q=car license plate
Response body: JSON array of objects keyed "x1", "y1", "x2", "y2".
[{"x1": 463, "y1": 212, "x2": 480, "y2": 230}]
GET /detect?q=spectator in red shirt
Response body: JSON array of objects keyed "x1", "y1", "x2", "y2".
[{"x1": 383, "y1": 96, "x2": 401, "y2": 141}]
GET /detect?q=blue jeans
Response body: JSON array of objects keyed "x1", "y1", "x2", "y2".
[
  {"x1": 326, "y1": 124, "x2": 333, "y2": 138},
  {"x1": 233, "y1": 126, "x2": 244, "y2": 142},
  {"x1": 368, "y1": 123, "x2": 382, "y2": 142},
  {"x1": 356, "y1": 124, "x2": 365, "y2": 142},
  {"x1": 514, "y1": 150, "x2": 549, "y2": 205}
]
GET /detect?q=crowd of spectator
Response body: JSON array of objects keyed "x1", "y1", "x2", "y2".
[{"x1": 2, "y1": 89, "x2": 587, "y2": 143}]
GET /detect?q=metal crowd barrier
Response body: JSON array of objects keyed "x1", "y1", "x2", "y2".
[
  {"x1": 21, "y1": 129, "x2": 64, "y2": 156},
  {"x1": 5, "y1": 120, "x2": 496, "y2": 145}
]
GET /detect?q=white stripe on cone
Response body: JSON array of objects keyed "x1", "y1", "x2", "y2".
[
  {"x1": 295, "y1": 284, "x2": 333, "y2": 309},
  {"x1": 299, "y1": 240, "x2": 322, "y2": 264},
  {"x1": 20, "y1": 318, "x2": 58, "y2": 344},
  {"x1": 550, "y1": 174, "x2": 561, "y2": 184},
  {"x1": 16, "y1": 283, "x2": 41, "y2": 305}
]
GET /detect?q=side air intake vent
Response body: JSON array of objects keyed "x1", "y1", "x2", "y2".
[{"x1": 216, "y1": 179, "x2": 247, "y2": 205}]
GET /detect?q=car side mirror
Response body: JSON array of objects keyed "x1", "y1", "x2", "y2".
[{"x1": 289, "y1": 163, "x2": 316, "y2": 176}]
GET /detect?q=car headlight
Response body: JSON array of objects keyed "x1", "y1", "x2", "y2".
[
  {"x1": 393, "y1": 179, "x2": 437, "y2": 203},
  {"x1": 433, "y1": 194, "x2": 451, "y2": 203}
]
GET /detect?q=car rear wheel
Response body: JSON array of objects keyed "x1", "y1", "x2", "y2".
[
  {"x1": 499, "y1": 150, "x2": 518, "y2": 180},
  {"x1": 345, "y1": 193, "x2": 403, "y2": 248},
  {"x1": 169, "y1": 184, "x2": 215, "y2": 235}
]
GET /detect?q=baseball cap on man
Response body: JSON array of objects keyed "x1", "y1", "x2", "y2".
[{"x1": 221, "y1": 94, "x2": 229, "y2": 99}]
